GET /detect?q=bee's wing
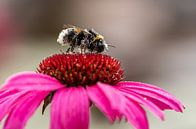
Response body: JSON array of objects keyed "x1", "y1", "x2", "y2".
[
  {"x1": 89, "y1": 28, "x2": 99, "y2": 35},
  {"x1": 64, "y1": 24, "x2": 86, "y2": 33},
  {"x1": 83, "y1": 29, "x2": 90, "y2": 33},
  {"x1": 63, "y1": 24, "x2": 76, "y2": 29}
]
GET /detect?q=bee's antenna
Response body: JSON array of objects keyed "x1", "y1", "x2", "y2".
[{"x1": 108, "y1": 44, "x2": 115, "y2": 48}]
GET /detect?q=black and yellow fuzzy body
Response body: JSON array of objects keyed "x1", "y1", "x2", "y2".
[{"x1": 57, "y1": 25, "x2": 108, "y2": 53}]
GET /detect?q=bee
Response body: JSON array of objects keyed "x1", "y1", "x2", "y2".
[{"x1": 57, "y1": 25, "x2": 111, "y2": 53}]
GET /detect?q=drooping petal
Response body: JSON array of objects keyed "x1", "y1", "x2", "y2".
[
  {"x1": 117, "y1": 88, "x2": 164, "y2": 120},
  {"x1": 125, "y1": 99, "x2": 148, "y2": 129},
  {"x1": 2, "y1": 72, "x2": 64, "y2": 91},
  {"x1": 0, "y1": 89, "x2": 18, "y2": 103},
  {"x1": 3, "y1": 91, "x2": 48, "y2": 129},
  {"x1": 87, "y1": 82, "x2": 149, "y2": 129},
  {"x1": 117, "y1": 81, "x2": 184, "y2": 112},
  {"x1": 50, "y1": 87, "x2": 90, "y2": 129},
  {"x1": 87, "y1": 84, "x2": 117, "y2": 122},
  {"x1": 0, "y1": 90, "x2": 29, "y2": 121}
]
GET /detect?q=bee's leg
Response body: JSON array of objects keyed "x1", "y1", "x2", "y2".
[
  {"x1": 66, "y1": 47, "x2": 71, "y2": 53},
  {"x1": 60, "y1": 49, "x2": 65, "y2": 54},
  {"x1": 84, "y1": 38, "x2": 90, "y2": 53},
  {"x1": 80, "y1": 48, "x2": 84, "y2": 54},
  {"x1": 83, "y1": 47, "x2": 87, "y2": 53},
  {"x1": 79, "y1": 46, "x2": 84, "y2": 54},
  {"x1": 82, "y1": 42, "x2": 87, "y2": 53},
  {"x1": 70, "y1": 45, "x2": 75, "y2": 53},
  {"x1": 80, "y1": 40, "x2": 85, "y2": 54},
  {"x1": 90, "y1": 46, "x2": 94, "y2": 53}
]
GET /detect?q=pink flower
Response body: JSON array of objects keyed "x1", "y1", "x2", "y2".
[{"x1": 0, "y1": 54, "x2": 184, "y2": 129}]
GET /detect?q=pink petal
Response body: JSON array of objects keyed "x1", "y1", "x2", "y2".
[
  {"x1": 117, "y1": 81, "x2": 184, "y2": 112},
  {"x1": 3, "y1": 91, "x2": 48, "y2": 129},
  {"x1": 117, "y1": 88, "x2": 164, "y2": 120},
  {"x1": 143, "y1": 97, "x2": 172, "y2": 110},
  {"x1": 125, "y1": 100, "x2": 148, "y2": 129},
  {"x1": 0, "y1": 90, "x2": 29, "y2": 121},
  {"x1": 87, "y1": 85, "x2": 117, "y2": 122},
  {"x1": 2, "y1": 72, "x2": 64, "y2": 91},
  {"x1": 87, "y1": 82, "x2": 149, "y2": 129},
  {"x1": 0, "y1": 89, "x2": 18, "y2": 103},
  {"x1": 50, "y1": 87, "x2": 90, "y2": 129}
]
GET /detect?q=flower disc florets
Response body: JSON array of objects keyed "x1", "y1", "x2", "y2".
[{"x1": 37, "y1": 54, "x2": 124, "y2": 87}]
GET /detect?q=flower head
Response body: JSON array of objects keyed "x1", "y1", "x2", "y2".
[
  {"x1": 37, "y1": 53, "x2": 124, "y2": 86},
  {"x1": 0, "y1": 53, "x2": 184, "y2": 129}
]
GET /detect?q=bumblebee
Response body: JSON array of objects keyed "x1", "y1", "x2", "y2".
[{"x1": 57, "y1": 25, "x2": 109, "y2": 53}]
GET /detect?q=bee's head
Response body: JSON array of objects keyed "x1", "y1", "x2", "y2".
[
  {"x1": 95, "y1": 34, "x2": 104, "y2": 41},
  {"x1": 94, "y1": 36, "x2": 108, "y2": 52},
  {"x1": 102, "y1": 40, "x2": 109, "y2": 51}
]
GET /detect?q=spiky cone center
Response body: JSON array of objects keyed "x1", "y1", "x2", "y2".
[{"x1": 37, "y1": 53, "x2": 124, "y2": 87}]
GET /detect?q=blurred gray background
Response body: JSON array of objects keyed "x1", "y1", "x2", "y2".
[{"x1": 0, "y1": 0, "x2": 195, "y2": 129}]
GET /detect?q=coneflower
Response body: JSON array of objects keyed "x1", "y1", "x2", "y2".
[{"x1": 0, "y1": 53, "x2": 184, "y2": 129}]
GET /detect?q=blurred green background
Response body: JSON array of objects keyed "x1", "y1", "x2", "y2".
[{"x1": 0, "y1": 0, "x2": 195, "y2": 129}]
